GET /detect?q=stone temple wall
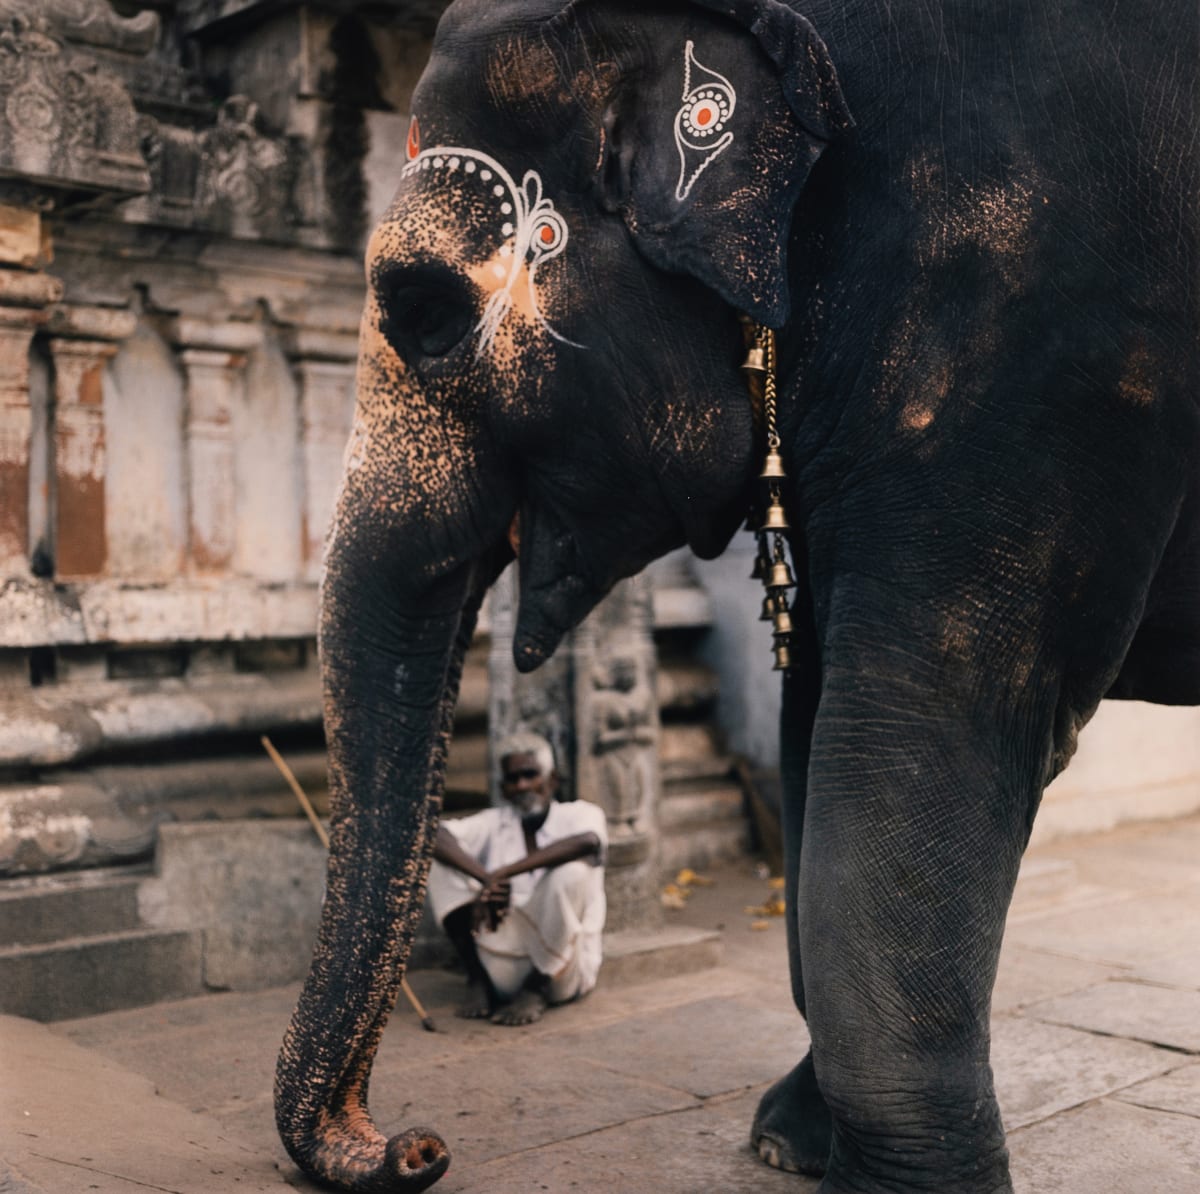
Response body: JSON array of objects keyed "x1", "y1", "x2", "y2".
[{"x1": 0, "y1": 0, "x2": 446, "y2": 876}]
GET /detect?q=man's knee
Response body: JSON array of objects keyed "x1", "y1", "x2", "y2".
[
  {"x1": 538, "y1": 860, "x2": 601, "y2": 910},
  {"x1": 544, "y1": 859, "x2": 594, "y2": 890}
]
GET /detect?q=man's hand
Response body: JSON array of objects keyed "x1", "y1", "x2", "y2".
[{"x1": 471, "y1": 875, "x2": 511, "y2": 933}]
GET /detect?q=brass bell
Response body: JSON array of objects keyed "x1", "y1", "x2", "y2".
[
  {"x1": 750, "y1": 550, "x2": 769, "y2": 581},
  {"x1": 772, "y1": 640, "x2": 792, "y2": 671},
  {"x1": 760, "y1": 450, "x2": 786, "y2": 480},
  {"x1": 772, "y1": 605, "x2": 794, "y2": 637},
  {"x1": 766, "y1": 558, "x2": 795, "y2": 590},
  {"x1": 760, "y1": 502, "x2": 789, "y2": 532},
  {"x1": 759, "y1": 591, "x2": 777, "y2": 621},
  {"x1": 741, "y1": 345, "x2": 767, "y2": 374}
]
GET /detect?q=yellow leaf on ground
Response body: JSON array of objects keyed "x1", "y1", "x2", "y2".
[
  {"x1": 767, "y1": 876, "x2": 785, "y2": 890},
  {"x1": 750, "y1": 920, "x2": 771, "y2": 931},
  {"x1": 744, "y1": 895, "x2": 786, "y2": 917}
]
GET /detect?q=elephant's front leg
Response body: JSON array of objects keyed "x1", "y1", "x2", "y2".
[
  {"x1": 798, "y1": 657, "x2": 1038, "y2": 1194},
  {"x1": 752, "y1": 637, "x2": 834, "y2": 1177}
]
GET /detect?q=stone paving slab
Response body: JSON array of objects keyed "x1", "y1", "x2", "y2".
[
  {"x1": 1027, "y1": 980, "x2": 1200, "y2": 1053},
  {"x1": 446, "y1": 1087, "x2": 818, "y2": 1194},
  {"x1": 1004, "y1": 882, "x2": 1200, "y2": 967},
  {"x1": 1008, "y1": 1097, "x2": 1200, "y2": 1193},
  {"x1": 1113, "y1": 1062, "x2": 1200, "y2": 1118},
  {"x1": 1003, "y1": 882, "x2": 1132, "y2": 928},
  {"x1": 991, "y1": 1014, "x2": 1175, "y2": 1129},
  {"x1": 0, "y1": 1016, "x2": 294, "y2": 1193},
  {"x1": 367, "y1": 1047, "x2": 703, "y2": 1164},
  {"x1": 0, "y1": 1158, "x2": 45, "y2": 1194},
  {"x1": 991, "y1": 941, "x2": 1122, "y2": 1013},
  {"x1": 547, "y1": 995, "x2": 810, "y2": 1100},
  {"x1": 1051, "y1": 827, "x2": 1200, "y2": 891},
  {"x1": 1129, "y1": 949, "x2": 1200, "y2": 990}
]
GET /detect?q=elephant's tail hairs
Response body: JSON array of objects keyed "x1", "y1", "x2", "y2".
[{"x1": 261, "y1": 734, "x2": 440, "y2": 1033}]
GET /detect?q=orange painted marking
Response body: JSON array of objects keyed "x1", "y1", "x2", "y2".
[
  {"x1": 406, "y1": 118, "x2": 421, "y2": 161},
  {"x1": 540, "y1": 225, "x2": 555, "y2": 244},
  {"x1": 696, "y1": 107, "x2": 713, "y2": 126}
]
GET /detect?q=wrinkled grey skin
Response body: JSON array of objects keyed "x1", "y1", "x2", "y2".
[{"x1": 274, "y1": 1, "x2": 1199, "y2": 1191}]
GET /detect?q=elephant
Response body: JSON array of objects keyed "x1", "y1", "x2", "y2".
[{"x1": 273, "y1": 0, "x2": 1199, "y2": 1191}]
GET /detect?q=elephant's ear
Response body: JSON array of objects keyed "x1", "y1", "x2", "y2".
[{"x1": 553, "y1": 0, "x2": 853, "y2": 325}]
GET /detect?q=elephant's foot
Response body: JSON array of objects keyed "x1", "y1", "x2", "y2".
[{"x1": 751, "y1": 1052, "x2": 832, "y2": 1176}]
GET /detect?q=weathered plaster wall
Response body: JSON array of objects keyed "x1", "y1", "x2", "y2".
[
  {"x1": 105, "y1": 321, "x2": 189, "y2": 580},
  {"x1": 233, "y1": 330, "x2": 304, "y2": 582}
]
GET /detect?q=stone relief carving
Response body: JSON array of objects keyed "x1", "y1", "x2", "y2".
[
  {"x1": 0, "y1": 0, "x2": 158, "y2": 56},
  {"x1": 589, "y1": 653, "x2": 656, "y2": 830},
  {"x1": 0, "y1": 2, "x2": 322, "y2": 243},
  {"x1": 196, "y1": 97, "x2": 295, "y2": 238},
  {"x1": 132, "y1": 97, "x2": 306, "y2": 240},
  {"x1": 0, "y1": 14, "x2": 150, "y2": 200}
]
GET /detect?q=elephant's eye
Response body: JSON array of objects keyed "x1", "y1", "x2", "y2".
[{"x1": 375, "y1": 265, "x2": 476, "y2": 365}]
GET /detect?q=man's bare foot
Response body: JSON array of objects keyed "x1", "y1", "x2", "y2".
[
  {"x1": 456, "y1": 983, "x2": 493, "y2": 1019},
  {"x1": 491, "y1": 988, "x2": 547, "y2": 1026}
]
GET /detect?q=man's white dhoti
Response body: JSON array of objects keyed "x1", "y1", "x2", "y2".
[{"x1": 426, "y1": 800, "x2": 607, "y2": 1001}]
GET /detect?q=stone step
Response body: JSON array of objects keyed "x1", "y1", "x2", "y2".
[
  {"x1": 0, "y1": 928, "x2": 205, "y2": 1022},
  {"x1": 660, "y1": 820, "x2": 752, "y2": 878},
  {"x1": 601, "y1": 924, "x2": 722, "y2": 985},
  {"x1": 662, "y1": 754, "x2": 736, "y2": 787},
  {"x1": 656, "y1": 659, "x2": 719, "y2": 716},
  {"x1": 0, "y1": 865, "x2": 148, "y2": 948},
  {"x1": 658, "y1": 784, "x2": 746, "y2": 832}
]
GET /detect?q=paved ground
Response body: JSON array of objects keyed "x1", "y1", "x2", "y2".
[{"x1": 2, "y1": 814, "x2": 1199, "y2": 1193}]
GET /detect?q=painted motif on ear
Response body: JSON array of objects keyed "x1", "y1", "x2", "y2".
[
  {"x1": 401, "y1": 119, "x2": 581, "y2": 356},
  {"x1": 674, "y1": 41, "x2": 736, "y2": 202}
]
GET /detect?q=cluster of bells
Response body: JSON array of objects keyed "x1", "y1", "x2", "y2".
[{"x1": 742, "y1": 328, "x2": 796, "y2": 672}]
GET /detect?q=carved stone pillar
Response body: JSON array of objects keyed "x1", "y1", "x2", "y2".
[
  {"x1": 489, "y1": 569, "x2": 663, "y2": 933},
  {"x1": 571, "y1": 576, "x2": 662, "y2": 931},
  {"x1": 43, "y1": 305, "x2": 137, "y2": 579},
  {"x1": 284, "y1": 329, "x2": 357, "y2": 581},
  {"x1": 0, "y1": 262, "x2": 63, "y2": 578},
  {"x1": 170, "y1": 319, "x2": 263, "y2": 575}
]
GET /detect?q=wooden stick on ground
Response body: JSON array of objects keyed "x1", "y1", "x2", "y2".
[{"x1": 261, "y1": 735, "x2": 438, "y2": 1033}]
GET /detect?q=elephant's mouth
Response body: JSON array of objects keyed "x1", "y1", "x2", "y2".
[{"x1": 511, "y1": 501, "x2": 609, "y2": 671}]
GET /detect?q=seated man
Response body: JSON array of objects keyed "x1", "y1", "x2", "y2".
[{"x1": 427, "y1": 732, "x2": 607, "y2": 1025}]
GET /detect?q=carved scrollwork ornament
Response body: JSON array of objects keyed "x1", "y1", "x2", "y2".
[{"x1": 742, "y1": 322, "x2": 796, "y2": 672}]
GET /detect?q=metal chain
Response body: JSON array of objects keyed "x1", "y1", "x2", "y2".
[{"x1": 763, "y1": 327, "x2": 779, "y2": 452}]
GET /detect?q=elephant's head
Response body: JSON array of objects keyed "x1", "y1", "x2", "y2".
[{"x1": 275, "y1": 1, "x2": 850, "y2": 1188}]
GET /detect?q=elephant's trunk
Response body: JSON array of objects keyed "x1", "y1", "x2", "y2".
[{"x1": 274, "y1": 504, "x2": 498, "y2": 1192}]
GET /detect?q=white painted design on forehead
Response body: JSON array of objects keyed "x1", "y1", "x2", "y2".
[
  {"x1": 401, "y1": 140, "x2": 581, "y2": 356},
  {"x1": 674, "y1": 40, "x2": 736, "y2": 202}
]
